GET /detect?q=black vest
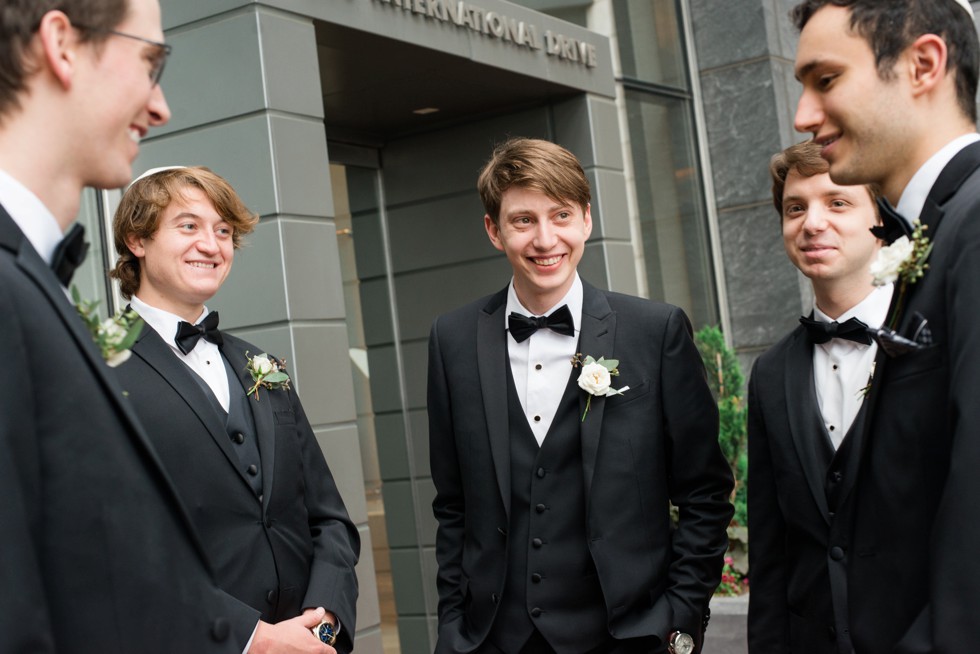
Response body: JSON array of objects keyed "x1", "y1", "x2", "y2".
[
  {"x1": 492, "y1": 367, "x2": 607, "y2": 654},
  {"x1": 187, "y1": 354, "x2": 263, "y2": 498}
]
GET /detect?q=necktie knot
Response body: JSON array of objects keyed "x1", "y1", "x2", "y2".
[
  {"x1": 51, "y1": 223, "x2": 89, "y2": 287},
  {"x1": 175, "y1": 311, "x2": 223, "y2": 354},
  {"x1": 509, "y1": 304, "x2": 575, "y2": 343},
  {"x1": 800, "y1": 315, "x2": 872, "y2": 346}
]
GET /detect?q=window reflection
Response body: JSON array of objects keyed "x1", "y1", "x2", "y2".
[{"x1": 72, "y1": 188, "x2": 113, "y2": 317}]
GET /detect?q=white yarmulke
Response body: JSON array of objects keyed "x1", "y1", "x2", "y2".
[
  {"x1": 954, "y1": 0, "x2": 975, "y2": 17},
  {"x1": 128, "y1": 165, "x2": 188, "y2": 188}
]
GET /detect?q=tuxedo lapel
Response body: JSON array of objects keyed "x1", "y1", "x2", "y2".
[
  {"x1": 578, "y1": 283, "x2": 616, "y2": 500},
  {"x1": 130, "y1": 325, "x2": 247, "y2": 485},
  {"x1": 223, "y1": 341, "x2": 277, "y2": 507},
  {"x1": 477, "y1": 289, "x2": 511, "y2": 518},
  {"x1": 783, "y1": 330, "x2": 834, "y2": 525}
]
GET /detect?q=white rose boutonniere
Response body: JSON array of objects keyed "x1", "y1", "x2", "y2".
[
  {"x1": 870, "y1": 220, "x2": 933, "y2": 329},
  {"x1": 245, "y1": 351, "x2": 291, "y2": 400},
  {"x1": 571, "y1": 353, "x2": 630, "y2": 421},
  {"x1": 869, "y1": 235, "x2": 914, "y2": 286},
  {"x1": 72, "y1": 287, "x2": 143, "y2": 367}
]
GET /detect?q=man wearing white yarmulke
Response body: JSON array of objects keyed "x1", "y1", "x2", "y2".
[{"x1": 792, "y1": 0, "x2": 980, "y2": 651}]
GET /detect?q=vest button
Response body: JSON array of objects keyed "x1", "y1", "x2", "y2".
[
  {"x1": 536, "y1": 467, "x2": 546, "y2": 479},
  {"x1": 233, "y1": 432, "x2": 245, "y2": 444},
  {"x1": 831, "y1": 471, "x2": 843, "y2": 483},
  {"x1": 530, "y1": 607, "x2": 542, "y2": 618},
  {"x1": 535, "y1": 504, "x2": 547, "y2": 514},
  {"x1": 532, "y1": 538, "x2": 543, "y2": 548},
  {"x1": 247, "y1": 464, "x2": 258, "y2": 476},
  {"x1": 531, "y1": 573, "x2": 542, "y2": 583},
  {"x1": 830, "y1": 546, "x2": 845, "y2": 561}
]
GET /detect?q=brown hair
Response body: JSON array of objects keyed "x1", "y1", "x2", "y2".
[
  {"x1": 791, "y1": 0, "x2": 979, "y2": 122},
  {"x1": 477, "y1": 137, "x2": 591, "y2": 224},
  {"x1": 0, "y1": 0, "x2": 128, "y2": 120},
  {"x1": 111, "y1": 166, "x2": 259, "y2": 299},
  {"x1": 769, "y1": 141, "x2": 880, "y2": 218}
]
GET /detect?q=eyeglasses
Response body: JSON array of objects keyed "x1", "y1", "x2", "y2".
[{"x1": 74, "y1": 25, "x2": 172, "y2": 86}]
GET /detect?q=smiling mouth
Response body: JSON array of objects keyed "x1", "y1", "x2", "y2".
[
  {"x1": 530, "y1": 255, "x2": 563, "y2": 266},
  {"x1": 188, "y1": 262, "x2": 217, "y2": 269}
]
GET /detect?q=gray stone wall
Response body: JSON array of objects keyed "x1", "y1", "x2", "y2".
[{"x1": 690, "y1": 0, "x2": 808, "y2": 367}]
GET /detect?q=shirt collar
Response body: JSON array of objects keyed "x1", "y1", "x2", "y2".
[
  {"x1": 0, "y1": 168, "x2": 64, "y2": 265},
  {"x1": 131, "y1": 295, "x2": 210, "y2": 351},
  {"x1": 812, "y1": 282, "x2": 894, "y2": 343},
  {"x1": 897, "y1": 133, "x2": 980, "y2": 225},
  {"x1": 504, "y1": 273, "x2": 583, "y2": 334}
]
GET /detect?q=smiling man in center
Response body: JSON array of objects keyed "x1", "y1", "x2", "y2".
[{"x1": 427, "y1": 137, "x2": 733, "y2": 654}]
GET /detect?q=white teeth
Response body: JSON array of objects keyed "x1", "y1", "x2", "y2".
[
  {"x1": 189, "y1": 262, "x2": 216, "y2": 269},
  {"x1": 532, "y1": 256, "x2": 561, "y2": 266},
  {"x1": 128, "y1": 129, "x2": 141, "y2": 143}
]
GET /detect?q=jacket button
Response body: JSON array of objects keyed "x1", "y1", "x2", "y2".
[
  {"x1": 830, "y1": 546, "x2": 845, "y2": 561},
  {"x1": 265, "y1": 516, "x2": 273, "y2": 529},
  {"x1": 210, "y1": 618, "x2": 230, "y2": 642},
  {"x1": 233, "y1": 432, "x2": 245, "y2": 444},
  {"x1": 491, "y1": 593, "x2": 499, "y2": 604},
  {"x1": 536, "y1": 467, "x2": 546, "y2": 479},
  {"x1": 828, "y1": 625, "x2": 837, "y2": 639},
  {"x1": 532, "y1": 538, "x2": 543, "y2": 548},
  {"x1": 247, "y1": 464, "x2": 258, "y2": 476},
  {"x1": 530, "y1": 607, "x2": 542, "y2": 618},
  {"x1": 266, "y1": 589, "x2": 275, "y2": 604},
  {"x1": 536, "y1": 504, "x2": 547, "y2": 513},
  {"x1": 531, "y1": 573, "x2": 542, "y2": 583}
]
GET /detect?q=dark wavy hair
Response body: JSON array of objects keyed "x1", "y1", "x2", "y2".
[
  {"x1": 792, "y1": 0, "x2": 979, "y2": 122},
  {"x1": 769, "y1": 141, "x2": 880, "y2": 217}
]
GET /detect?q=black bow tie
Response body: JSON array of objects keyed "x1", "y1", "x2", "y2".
[
  {"x1": 871, "y1": 197, "x2": 913, "y2": 244},
  {"x1": 508, "y1": 304, "x2": 575, "y2": 343},
  {"x1": 800, "y1": 315, "x2": 872, "y2": 345},
  {"x1": 51, "y1": 223, "x2": 90, "y2": 286},
  {"x1": 175, "y1": 311, "x2": 223, "y2": 355}
]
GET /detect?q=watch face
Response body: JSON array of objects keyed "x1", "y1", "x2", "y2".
[
  {"x1": 672, "y1": 632, "x2": 695, "y2": 654},
  {"x1": 315, "y1": 622, "x2": 335, "y2": 644}
]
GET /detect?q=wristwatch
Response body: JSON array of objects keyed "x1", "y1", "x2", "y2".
[
  {"x1": 312, "y1": 618, "x2": 338, "y2": 646},
  {"x1": 668, "y1": 631, "x2": 695, "y2": 654}
]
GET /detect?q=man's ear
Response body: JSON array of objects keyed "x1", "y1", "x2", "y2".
[
  {"x1": 124, "y1": 232, "x2": 146, "y2": 258},
  {"x1": 905, "y1": 33, "x2": 949, "y2": 97},
  {"x1": 35, "y1": 10, "x2": 79, "y2": 89},
  {"x1": 583, "y1": 203, "x2": 593, "y2": 240},
  {"x1": 485, "y1": 214, "x2": 504, "y2": 252}
]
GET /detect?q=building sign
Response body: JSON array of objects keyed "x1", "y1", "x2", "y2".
[{"x1": 372, "y1": 0, "x2": 598, "y2": 68}]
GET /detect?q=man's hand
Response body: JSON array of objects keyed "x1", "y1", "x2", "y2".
[{"x1": 248, "y1": 607, "x2": 336, "y2": 654}]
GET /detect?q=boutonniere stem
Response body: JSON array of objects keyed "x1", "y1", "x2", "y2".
[
  {"x1": 571, "y1": 353, "x2": 630, "y2": 421},
  {"x1": 245, "y1": 352, "x2": 291, "y2": 400}
]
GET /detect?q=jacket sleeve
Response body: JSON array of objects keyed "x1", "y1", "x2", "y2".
[
  {"x1": 427, "y1": 316, "x2": 468, "y2": 632},
  {"x1": 295, "y1": 388, "x2": 361, "y2": 654},
  {"x1": 746, "y1": 359, "x2": 791, "y2": 653},
  {"x1": 658, "y1": 306, "x2": 735, "y2": 640}
]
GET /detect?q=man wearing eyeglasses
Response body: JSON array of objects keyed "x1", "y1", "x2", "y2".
[{"x1": 0, "y1": 1, "x2": 335, "y2": 653}]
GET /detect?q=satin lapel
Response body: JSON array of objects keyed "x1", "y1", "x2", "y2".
[
  {"x1": 1, "y1": 208, "x2": 213, "y2": 564},
  {"x1": 223, "y1": 340, "x2": 276, "y2": 507},
  {"x1": 783, "y1": 330, "x2": 833, "y2": 525},
  {"x1": 578, "y1": 283, "x2": 616, "y2": 500},
  {"x1": 477, "y1": 290, "x2": 511, "y2": 519},
  {"x1": 130, "y1": 325, "x2": 245, "y2": 482}
]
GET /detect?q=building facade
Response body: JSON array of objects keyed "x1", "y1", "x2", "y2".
[{"x1": 71, "y1": 0, "x2": 979, "y2": 651}]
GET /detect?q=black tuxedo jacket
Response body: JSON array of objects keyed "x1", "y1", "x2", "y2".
[
  {"x1": 114, "y1": 324, "x2": 360, "y2": 653},
  {"x1": 747, "y1": 326, "x2": 848, "y2": 654},
  {"x1": 843, "y1": 140, "x2": 980, "y2": 653},
  {"x1": 0, "y1": 207, "x2": 259, "y2": 652},
  {"x1": 427, "y1": 280, "x2": 734, "y2": 653}
]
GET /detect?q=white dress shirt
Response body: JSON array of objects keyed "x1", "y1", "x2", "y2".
[
  {"x1": 0, "y1": 168, "x2": 63, "y2": 266},
  {"x1": 131, "y1": 296, "x2": 231, "y2": 412},
  {"x1": 897, "y1": 132, "x2": 980, "y2": 225},
  {"x1": 812, "y1": 284, "x2": 893, "y2": 449},
  {"x1": 505, "y1": 274, "x2": 583, "y2": 446}
]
